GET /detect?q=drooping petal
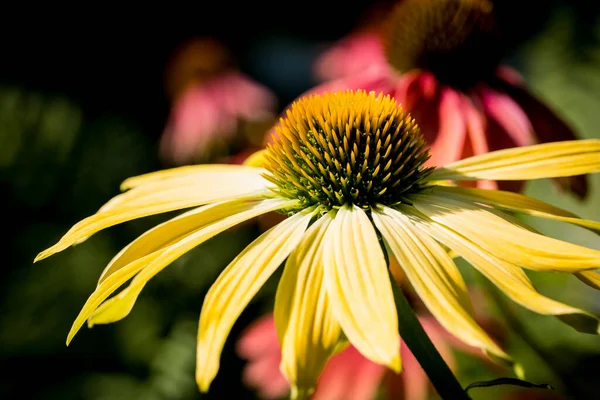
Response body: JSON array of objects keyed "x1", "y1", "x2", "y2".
[
  {"x1": 461, "y1": 93, "x2": 498, "y2": 190},
  {"x1": 576, "y1": 271, "x2": 600, "y2": 291},
  {"x1": 429, "y1": 139, "x2": 600, "y2": 182},
  {"x1": 495, "y1": 78, "x2": 588, "y2": 198},
  {"x1": 414, "y1": 195, "x2": 600, "y2": 272},
  {"x1": 67, "y1": 198, "x2": 295, "y2": 345},
  {"x1": 323, "y1": 205, "x2": 401, "y2": 371},
  {"x1": 96, "y1": 200, "x2": 264, "y2": 285},
  {"x1": 313, "y1": 346, "x2": 386, "y2": 400},
  {"x1": 372, "y1": 206, "x2": 512, "y2": 366},
  {"x1": 411, "y1": 210, "x2": 600, "y2": 334},
  {"x1": 432, "y1": 186, "x2": 600, "y2": 233},
  {"x1": 274, "y1": 214, "x2": 343, "y2": 397},
  {"x1": 195, "y1": 209, "x2": 314, "y2": 392},
  {"x1": 120, "y1": 164, "x2": 264, "y2": 190},
  {"x1": 243, "y1": 149, "x2": 269, "y2": 168},
  {"x1": 34, "y1": 169, "x2": 271, "y2": 262},
  {"x1": 99, "y1": 167, "x2": 271, "y2": 213},
  {"x1": 481, "y1": 88, "x2": 534, "y2": 148},
  {"x1": 427, "y1": 88, "x2": 467, "y2": 167}
]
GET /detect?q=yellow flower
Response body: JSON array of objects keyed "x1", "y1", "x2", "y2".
[{"x1": 36, "y1": 90, "x2": 600, "y2": 398}]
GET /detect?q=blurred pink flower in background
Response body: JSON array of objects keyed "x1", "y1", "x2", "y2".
[
  {"x1": 290, "y1": 0, "x2": 587, "y2": 197},
  {"x1": 237, "y1": 313, "x2": 493, "y2": 400},
  {"x1": 160, "y1": 37, "x2": 277, "y2": 165}
]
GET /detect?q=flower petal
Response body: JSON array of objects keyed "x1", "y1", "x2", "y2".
[
  {"x1": 323, "y1": 205, "x2": 401, "y2": 371},
  {"x1": 274, "y1": 214, "x2": 343, "y2": 396},
  {"x1": 195, "y1": 209, "x2": 314, "y2": 392},
  {"x1": 98, "y1": 167, "x2": 272, "y2": 213},
  {"x1": 481, "y1": 88, "x2": 534, "y2": 148},
  {"x1": 96, "y1": 200, "x2": 262, "y2": 285},
  {"x1": 495, "y1": 78, "x2": 588, "y2": 198},
  {"x1": 429, "y1": 139, "x2": 600, "y2": 182},
  {"x1": 414, "y1": 195, "x2": 600, "y2": 272},
  {"x1": 427, "y1": 89, "x2": 467, "y2": 167},
  {"x1": 432, "y1": 186, "x2": 600, "y2": 233},
  {"x1": 34, "y1": 170, "x2": 271, "y2": 262},
  {"x1": 372, "y1": 206, "x2": 512, "y2": 366},
  {"x1": 120, "y1": 164, "x2": 265, "y2": 190},
  {"x1": 461, "y1": 93, "x2": 498, "y2": 190},
  {"x1": 411, "y1": 210, "x2": 600, "y2": 334},
  {"x1": 576, "y1": 271, "x2": 600, "y2": 291},
  {"x1": 243, "y1": 149, "x2": 269, "y2": 168},
  {"x1": 68, "y1": 198, "x2": 294, "y2": 345}
]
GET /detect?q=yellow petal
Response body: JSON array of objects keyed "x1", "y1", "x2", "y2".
[
  {"x1": 576, "y1": 270, "x2": 600, "y2": 290},
  {"x1": 242, "y1": 149, "x2": 269, "y2": 168},
  {"x1": 412, "y1": 210, "x2": 600, "y2": 334},
  {"x1": 35, "y1": 174, "x2": 270, "y2": 261},
  {"x1": 120, "y1": 164, "x2": 266, "y2": 190},
  {"x1": 414, "y1": 195, "x2": 600, "y2": 273},
  {"x1": 372, "y1": 206, "x2": 512, "y2": 366},
  {"x1": 98, "y1": 167, "x2": 272, "y2": 214},
  {"x1": 323, "y1": 205, "x2": 401, "y2": 371},
  {"x1": 433, "y1": 186, "x2": 600, "y2": 233},
  {"x1": 195, "y1": 209, "x2": 314, "y2": 392},
  {"x1": 68, "y1": 198, "x2": 294, "y2": 345},
  {"x1": 429, "y1": 139, "x2": 600, "y2": 181},
  {"x1": 96, "y1": 200, "x2": 259, "y2": 285},
  {"x1": 274, "y1": 214, "x2": 342, "y2": 395}
]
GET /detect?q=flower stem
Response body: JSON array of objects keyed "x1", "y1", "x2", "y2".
[{"x1": 391, "y1": 277, "x2": 471, "y2": 400}]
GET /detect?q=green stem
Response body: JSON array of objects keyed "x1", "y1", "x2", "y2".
[{"x1": 391, "y1": 277, "x2": 471, "y2": 400}]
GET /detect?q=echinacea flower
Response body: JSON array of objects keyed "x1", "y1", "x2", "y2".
[
  {"x1": 237, "y1": 313, "x2": 492, "y2": 400},
  {"x1": 36, "y1": 90, "x2": 600, "y2": 398},
  {"x1": 160, "y1": 37, "x2": 277, "y2": 165},
  {"x1": 304, "y1": 0, "x2": 588, "y2": 196}
]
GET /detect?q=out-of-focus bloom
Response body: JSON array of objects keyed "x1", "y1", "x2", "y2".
[
  {"x1": 36, "y1": 91, "x2": 600, "y2": 397},
  {"x1": 237, "y1": 313, "x2": 490, "y2": 400},
  {"x1": 161, "y1": 38, "x2": 277, "y2": 165},
  {"x1": 302, "y1": 0, "x2": 588, "y2": 196}
]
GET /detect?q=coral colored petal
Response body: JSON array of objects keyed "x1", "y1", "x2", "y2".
[
  {"x1": 314, "y1": 346, "x2": 386, "y2": 400},
  {"x1": 426, "y1": 89, "x2": 467, "y2": 167},
  {"x1": 460, "y1": 94, "x2": 498, "y2": 190},
  {"x1": 393, "y1": 71, "x2": 423, "y2": 110},
  {"x1": 236, "y1": 315, "x2": 282, "y2": 359},
  {"x1": 399, "y1": 341, "x2": 430, "y2": 400},
  {"x1": 481, "y1": 87, "x2": 534, "y2": 148},
  {"x1": 313, "y1": 32, "x2": 388, "y2": 82}
]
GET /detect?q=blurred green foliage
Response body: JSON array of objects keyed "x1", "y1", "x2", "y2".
[{"x1": 2, "y1": 2, "x2": 600, "y2": 400}]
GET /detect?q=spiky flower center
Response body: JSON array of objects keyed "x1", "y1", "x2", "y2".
[
  {"x1": 383, "y1": 0, "x2": 500, "y2": 89},
  {"x1": 263, "y1": 90, "x2": 433, "y2": 211}
]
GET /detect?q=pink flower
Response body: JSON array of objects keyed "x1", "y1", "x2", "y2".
[
  {"x1": 285, "y1": 0, "x2": 587, "y2": 197},
  {"x1": 237, "y1": 314, "x2": 489, "y2": 400},
  {"x1": 160, "y1": 38, "x2": 277, "y2": 165}
]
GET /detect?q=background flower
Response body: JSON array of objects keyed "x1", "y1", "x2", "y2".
[
  {"x1": 238, "y1": 289, "x2": 504, "y2": 400},
  {"x1": 160, "y1": 37, "x2": 277, "y2": 165},
  {"x1": 300, "y1": 0, "x2": 588, "y2": 196}
]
